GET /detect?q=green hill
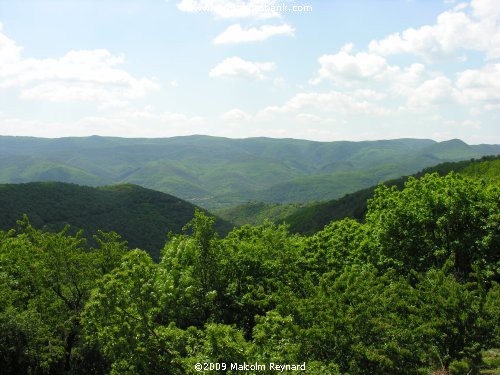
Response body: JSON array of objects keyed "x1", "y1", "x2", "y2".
[
  {"x1": 214, "y1": 201, "x2": 307, "y2": 227},
  {"x1": 0, "y1": 182, "x2": 232, "y2": 260},
  {"x1": 460, "y1": 157, "x2": 500, "y2": 183},
  {"x1": 1, "y1": 135, "x2": 498, "y2": 209},
  {"x1": 282, "y1": 155, "x2": 500, "y2": 234}
]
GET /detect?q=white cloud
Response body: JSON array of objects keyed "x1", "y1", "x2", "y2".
[
  {"x1": 471, "y1": 0, "x2": 500, "y2": 21},
  {"x1": 0, "y1": 24, "x2": 22, "y2": 66},
  {"x1": 400, "y1": 64, "x2": 500, "y2": 111},
  {"x1": 440, "y1": 118, "x2": 481, "y2": 129},
  {"x1": 296, "y1": 113, "x2": 337, "y2": 125},
  {"x1": 406, "y1": 76, "x2": 459, "y2": 108},
  {"x1": 453, "y1": 2, "x2": 469, "y2": 11},
  {"x1": 388, "y1": 63, "x2": 426, "y2": 96},
  {"x1": 306, "y1": 2, "x2": 500, "y2": 115},
  {"x1": 310, "y1": 45, "x2": 428, "y2": 100},
  {"x1": 220, "y1": 108, "x2": 251, "y2": 121},
  {"x1": 0, "y1": 28, "x2": 159, "y2": 105},
  {"x1": 462, "y1": 119, "x2": 481, "y2": 128},
  {"x1": 369, "y1": 2, "x2": 500, "y2": 61},
  {"x1": 209, "y1": 56, "x2": 276, "y2": 79},
  {"x1": 456, "y1": 63, "x2": 500, "y2": 104},
  {"x1": 310, "y1": 44, "x2": 394, "y2": 85},
  {"x1": 97, "y1": 100, "x2": 130, "y2": 110},
  {"x1": 296, "y1": 113, "x2": 322, "y2": 122},
  {"x1": 352, "y1": 89, "x2": 386, "y2": 101},
  {"x1": 177, "y1": 0, "x2": 281, "y2": 19},
  {"x1": 260, "y1": 90, "x2": 390, "y2": 117},
  {"x1": 273, "y1": 77, "x2": 286, "y2": 88},
  {"x1": 213, "y1": 23, "x2": 294, "y2": 44}
]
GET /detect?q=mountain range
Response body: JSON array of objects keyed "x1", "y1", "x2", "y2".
[{"x1": 0, "y1": 135, "x2": 498, "y2": 209}]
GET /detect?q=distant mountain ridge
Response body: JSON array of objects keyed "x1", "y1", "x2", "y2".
[
  {"x1": 0, "y1": 182, "x2": 232, "y2": 260},
  {"x1": 0, "y1": 135, "x2": 498, "y2": 209}
]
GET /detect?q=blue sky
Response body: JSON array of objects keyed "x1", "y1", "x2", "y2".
[{"x1": 0, "y1": 0, "x2": 499, "y2": 143}]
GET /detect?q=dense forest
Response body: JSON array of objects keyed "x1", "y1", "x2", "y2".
[
  {"x1": 0, "y1": 182, "x2": 232, "y2": 260},
  {"x1": 1, "y1": 171, "x2": 498, "y2": 374}
]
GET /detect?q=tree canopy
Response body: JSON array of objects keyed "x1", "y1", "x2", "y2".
[{"x1": 0, "y1": 171, "x2": 498, "y2": 374}]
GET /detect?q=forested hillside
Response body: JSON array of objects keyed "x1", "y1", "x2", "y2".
[
  {"x1": 217, "y1": 156, "x2": 500, "y2": 234},
  {"x1": 214, "y1": 201, "x2": 307, "y2": 227},
  {"x1": 0, "y1": 171, "x2": 498, "y2": 374},
  {"x1": 0, "y1": 182, "x2": 232, "y2": 260},
  {"x1": 284, "y1": 155, "x2": 500, "y2": 234},
  {"x1": 1, "y1": 135, "x2": 498, "y2": 208}
]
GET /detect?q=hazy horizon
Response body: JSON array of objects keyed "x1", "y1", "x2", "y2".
[{"x1": 1, "y1": 133, "x2": 499, "y2": 147}]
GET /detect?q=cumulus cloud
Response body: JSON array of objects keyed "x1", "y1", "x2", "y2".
[
  {"x1": 406, "y1": 76, "x2": 459, "y2": 108},
  {"x1": 471, "y1": 0, "x2": 500, "y2": 21},
  {"x1": 260, "y1": 90, "x2": 390, "y2": 117},
  {"x1": 296, "y1": 113, "x2": 337, "y2": 125},
  {"x1": 177, "y1": 0, "x2": 281, "y2": 19},
  {"x1": 0, "y1": 24, "x2": 22, "y2": 65},
  {"x1": 388, "y1": 63, "x2": 426, "y2": 96},
  {"x1": 0, "y1": 28, "x2": 159, "y2": 105},
  {"x1": 310, "y1": 45, "x2": 428, "y2": 99},
  {"x1": 352, "y1": 89, "x2": 387, "y2": 101},
  {"x1": 462, "y1": 119, "x2": 481, "y2": 128},
  {"x1": 213, "y1": 23, "x2": 294, "y2": 44},
  {"x1": 305, "y1": 1, "x2": 500, "y2": 116},
  {"x1": 220, "y1": 108, "x2": 251, "y2": 121},
  {"x1": 368, "y1": 0, "x2": 500, "y2": 61},
  {"x1": 310, "y1": 44, "x2": 391, "y2": 85},
  {"x1": 401, "y1": 64, "x2": 500, "y2": 111},
  {"x1": 209, "y1": 56, "x2": 276, "y2": 79},
  {"x1": 456, "y1": 63, "x2": 500, "y2": 104}
]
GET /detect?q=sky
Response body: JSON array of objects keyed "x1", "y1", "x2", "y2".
[{"x1": 0, "y1": 0, "x2": 499, "y2": 144}]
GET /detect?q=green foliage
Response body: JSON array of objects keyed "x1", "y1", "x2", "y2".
[
  {"x1": 414, "y1": 267, "x2": 495, "y2": 371},
  {"x1": 1, "y1": 171, "x2": 499, "y2": 374},
  {"x1": 284, "y1": 155, "x2": 500, "y2": 235},
  {"x1": 194, "y1": 323, "x2": 252, "y2": 368},
  {"x1": 160, "y1": 209, "x2": 222, "y2": 327},
  {"x1": 367, "y1": 173, "x2": 499, "y2": 278},
  {"x1": 461, "y1": 157, "x2": 500, "y2": 184},
  {"x1": 283, "y1": 267, "x2": 425, "y2": 374},
  {"x1": 252, "y1": 311, "x2": 301, "y2": 364},
  {"x1": 214, "y1": 201, "x2": 306, "y2": 227},
  {"x1": 0, "y1": 219, "x2": 127, "y2": 374},
  {"x1": 0, "y1": 182, "x2": 232, "y2": 260},
  {"x1": 304, "y1": 218, "x2": 370, "y2": 278},
  {"x1": 481, "y1": 348, "x2": 500, "y2": 374},
  {"x1": 82, "y1": 250, "x2": 186, "y2": 374},
  {"x1": 217, "y1": 222, "x2": 308, "y2": 336}
]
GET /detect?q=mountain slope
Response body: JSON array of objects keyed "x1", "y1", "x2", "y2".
[
  {"x1": 215, "y1": 201, "x2": 307, "y2": 227},
  {"x1": 282, "y1": 155, "x2": 500, "y2": 234},
  {"x1": 0, "y1": 182, "x2": 233, "y2": 260},
  {"x1": 1, "y1": 135, "x2": 498, "y2": 209}
]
